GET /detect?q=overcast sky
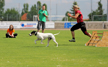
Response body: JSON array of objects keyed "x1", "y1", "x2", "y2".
[{"x1": 5, "y1": 0, "x2": 107, "y2": 19}]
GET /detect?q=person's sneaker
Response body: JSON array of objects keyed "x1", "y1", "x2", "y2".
[{"x1": 69, "y1": 39, "x2": 75, "y2": 42}]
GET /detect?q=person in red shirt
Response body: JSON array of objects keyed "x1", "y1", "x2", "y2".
[
  {"x1": 67, "y1": 5, "x2": 91, "y2": 42},
  {"x1": 6, "y1": 25, "x2": 18, "y2": 38}
]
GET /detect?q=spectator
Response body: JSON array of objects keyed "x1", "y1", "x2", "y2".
[
  {"x1": 37, "y1": 4, "x2": 48, "y2": 33},
  {"x1": 6, "y1": 25, "x2": 18, "y2": 38}
]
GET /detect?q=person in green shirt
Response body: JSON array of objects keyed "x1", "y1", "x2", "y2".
[{"x1": 37, "y1": 5, "x2": 48, "y2": 33}]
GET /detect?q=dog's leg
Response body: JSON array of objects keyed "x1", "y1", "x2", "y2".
[
  {"x1": 52, "y1": 39, "x2": 58, "y2": 47},
  {"x1": 34, "y1": 39, "x2": 39, "y2": 44},
  {"x1": 41, "y1": 39, "x2": 44, "y2": 44},
  {"x1": 46, "y1": 38, "x2": 51, "y2": 47}
]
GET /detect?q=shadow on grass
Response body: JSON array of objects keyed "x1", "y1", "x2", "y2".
[
  {"x1": 3, "y1": 37, "x2": 6, "y2": 38},
  {"x1": 23, "y1": 46, "x2": 45, "y2": 48},
  {"x1": 2, "y1": 37, "x2": 17, "y2": 39},
  {"x1": 58, "y1": 44, "x2": 84, "y2": 46}
]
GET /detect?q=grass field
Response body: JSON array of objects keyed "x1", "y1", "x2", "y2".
[{"x1": 0, "y1": 30, "x2": 108, "y2": 67}]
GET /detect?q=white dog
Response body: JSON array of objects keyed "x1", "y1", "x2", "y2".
[{"x1": 29, "y1": 31, "x2": 60, "y2": 47}]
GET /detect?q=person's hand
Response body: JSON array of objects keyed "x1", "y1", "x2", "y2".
[
  {"x1": 43, "y1": 13, "x2": 46, "y2": 16},
  {"x1": 11, "y1": 35, "x2": 14, "y2": 38},
  {"x1": 67, "y1": 13, "x2": 71, "y2": 17},
  {"x1": 38, "y1": 19, "x2": 40, "y2": 21}
]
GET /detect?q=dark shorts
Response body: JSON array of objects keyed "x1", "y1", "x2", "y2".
[
  {"x1": 70, "y1": 22, "x2": 87, "y2": 34},
  {"x1": 37, "y1": 21, "x2": 45, "y2": 30}
]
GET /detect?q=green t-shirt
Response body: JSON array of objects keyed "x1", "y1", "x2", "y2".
[{"x1": 38, "y1": 10, "x2": 48, "y2": 22}]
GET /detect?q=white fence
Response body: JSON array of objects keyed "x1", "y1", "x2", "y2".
[
  {"x1": 0, "y1": 21, "x2": 55, "y2": 29},
  {"x1": 0, "y1": 21, "x2": 108, "y2": 29}
]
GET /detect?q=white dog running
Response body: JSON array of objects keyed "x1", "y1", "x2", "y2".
[{"x1": 29, "y1": 31, "x2": 60, "y2": 47}]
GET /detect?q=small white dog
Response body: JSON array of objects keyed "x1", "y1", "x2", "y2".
[{"x1": 29, "y1": 31, "x2": 60, "y2": 47}]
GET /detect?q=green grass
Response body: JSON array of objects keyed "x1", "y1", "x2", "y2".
[{"x1": 0, "y1": 30, "x2": 108, "y2": 67}]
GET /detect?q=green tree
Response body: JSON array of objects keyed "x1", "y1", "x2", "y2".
[
  {"x1": 21, "y1": 3, "x2": 29, "y2": 16},
  {"x1": 63, "y1": 1, "x2": 78, "y2": 21},
  {"x1": 70, "y1": 1, "x2": 78, "y2": 16},
  {"x1": 37, "y1": 1, "x2": 41, "y2": 13},
  {"x1": 4, "y1": 8, "x2": 20, "y2": 21},
  {"x1": 0, "y1": 0, "x2": 5, "y2": 21},
  {"x1": 27, "y1": 4, "x2": 37, "y2": 21},
  {"x1": 88, "y1": 0, "x2": 104, "y2": 21},
  {"x1": 97, "y1": 0, "x2": 103, "y2": 15}
]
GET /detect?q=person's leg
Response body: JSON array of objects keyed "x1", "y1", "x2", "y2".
[
  {"x1": 6, "y1": 33, "x2": 12, "y2": 38},
  {"x1": 71, "y1": 31, "x2": 75, "y2": 39},
  {"x1": 37, "y1": 21, "x2": 42, "y2": 32},
  {"x1": 14, "y1": 33, "x2": 18, "y2": 38},
  {"x1": 42, "y1": 30, "x2": 44, "y2": 33},
  {"x1": 42, "y1": 21, "x2": 45, "y2": 33},
  {"x1": 81, "y1": 22, "x2": 91, "y2": 37},
  {"x1": 69, "y1": 23, "x2": 80, "y2": 42},
  {"x1": 6, "y1": 33, "x2": 9, "y2": 38}
]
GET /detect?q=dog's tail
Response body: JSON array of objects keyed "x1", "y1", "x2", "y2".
[{"x1": 54, "y1": 32, "x2": 60, "y2": 36}]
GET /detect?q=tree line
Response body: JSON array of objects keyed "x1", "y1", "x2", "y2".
[
  {"x1": 0, "y1": 0, "x2": 47, "y2": 21},
  {"x1": 0, "y1": 0, "x2": 107, "y2": 21}
]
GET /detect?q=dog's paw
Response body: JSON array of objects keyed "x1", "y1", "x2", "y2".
[
  {"x1": 34, "y1": 42, "x2": 37, "y2": 44},
  {"x1": 56, "y1": 46, "x2": 58, "y2": 47},
  {"x1": 41, "y1": 43, "x2": 44, "y2": 44}
]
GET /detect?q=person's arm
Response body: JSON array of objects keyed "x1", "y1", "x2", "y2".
[
  {"x1": 11, "y1": 29, "x2": 15, "y2": 37},
  {"x1": 7, "y1": 32, "x2": 14, "y2": 37},
  {"x1": 37, "y1": 14, "x2": 40, "y2": 21},
  {"x1": 43, "y1": 13, "x2": 48, "y2": 18},
  {"x1": 45, "y1": 14, "x2": 48, "y2": 18},
  {"x1": 67, "y1": 13, "x2": 80, "y2": 19},
  {"x1": 9, "y1": 32, "x2": 14, "y2": 37},
  {"x1": 7, "y1": 29, "x2": 11, "y2": 36},
  {"x1": 7, "y1": 32, "x2": 11, "y2": 36},
  {"x1": 37, "y1": 10, "x2": 40, "y2": 21},
  {"x1": 43, "y1": 11, "x2": 48, "y2": 18}
]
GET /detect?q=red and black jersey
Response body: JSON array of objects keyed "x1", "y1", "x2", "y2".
[{"x1": 75, "y1": 10, "x2": 83, "y2": 23}]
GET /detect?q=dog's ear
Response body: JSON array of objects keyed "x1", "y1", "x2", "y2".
[{"x1": 32, "y1": 31, "x2": 36, "y2": 33}]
